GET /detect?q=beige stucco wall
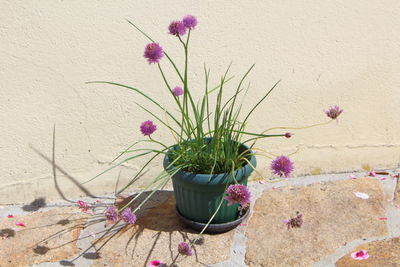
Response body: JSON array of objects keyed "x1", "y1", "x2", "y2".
[{"x1": 1, "y1": 1, "x2": 400, "y2": 204}]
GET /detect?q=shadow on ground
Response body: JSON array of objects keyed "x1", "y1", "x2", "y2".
[
  {"x1": 86, "y1": 190, "x2": 220, "y2": 267},
  {"x1": 21, "y1": 127, "x2": 224, "y2": 266},
  {"x1": 22, "y1": 197, "x2": 47, "y2": 212}
]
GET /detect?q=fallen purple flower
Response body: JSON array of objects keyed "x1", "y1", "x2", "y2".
[{"x1": 285, "y1": 212, "x2": 303, "y2": 230}]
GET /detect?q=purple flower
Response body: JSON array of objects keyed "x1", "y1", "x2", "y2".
[
  {"x1": 271, "y1": 155, "x2": 294, "y2": 177},
  {"x1": 225, "y1": 184, "x2": 251, "y2": 207},
  {"x1": 121, "y1": 208, "x2": 137, "y2": 224},
  {"x1": 178, "y1": 242, "x2": 193, "y2": 256},
  {"x1": 182, "y1": 15, "x2": 198, "y2": 30},
  {"x1": 143, "y1": 43, "x2": 164, "y2": 64},
  {"x1": 324, "y1": 105, "x2": 343, "y2": 120},
  {"x1": 172, "y1": 86, "x2": 183, "y2": 97},
  {"x1": 168, "y1": 21, "x2": 186, "y2": 36},
  {"x1": 104, "y1": 206, "x2": 118, "y2": 223},
  {"x1": 140, "y1": 120, "x2": 157, "y2": 136}
]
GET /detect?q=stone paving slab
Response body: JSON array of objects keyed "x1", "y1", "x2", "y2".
[
  {"x1": 245, "y1": 178, "x2": 388, "y2": 267},
  {"x1": 1, "y1": 171, "x2": 399, "y2": 267},
  {"x1": 336, "y1": 237, "x2": 400, "y2": 266},
  {"x1": 90, "y1": 192, "x2": 234, "y2": 267},
  {"x1": 0, "y1": 207, "x2": 89, "y2": 267},
  {"x1": 394, "y1": 175, "x2": 400, "y2": 206}
]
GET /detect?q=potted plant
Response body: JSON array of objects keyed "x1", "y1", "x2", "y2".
[{"x1": 85, "y1": 14, "x2": 343, "y2": 258}]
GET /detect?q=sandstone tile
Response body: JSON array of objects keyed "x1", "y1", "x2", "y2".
[
  {"x1": 336, "y1": 237, "x2": 400, "y2": 266},
  {"x1": 91, "y1": 192, "x2": 234, "y2": 267},
  {"x1": 0, "y1": 207, "x2": 88, "y2": 267},
  {"x1": 245, "y1": 178, "x2": 388, "y2": 267}
]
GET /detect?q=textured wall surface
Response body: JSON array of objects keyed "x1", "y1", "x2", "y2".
[{"x1": 1, "y1": 1, "x2": 399, "y2": 203}]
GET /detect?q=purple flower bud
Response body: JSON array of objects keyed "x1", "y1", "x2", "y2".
[
  {"x1": 168, "y1": 21, "x2": 186, "y2": 36},
  {"x1": 104, "y1": 206, "x2": 118, "y2": 223},
  {"x1": 121, "y1": 208, "x2": 137, "y2": 224},
  {"x1": 284, "y1": 132, "x2": 292, "y2": 138},
  {"x1": 140, "y1": 120, "x2": 157, "y2": 136},
  {"x1": 143, "y1": 43, "x2": 164, "y2": 64},
  {"x1": 178, "y1": 242, "x2": 193, "y2": 256},
  {"x1": 172, "y1": 86, "x2": 183, "y2": 97},
  {"x1": 182, "y1": 15, "x2": 198, "y2": 30}
]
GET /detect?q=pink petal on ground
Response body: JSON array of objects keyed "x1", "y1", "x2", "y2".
[
  {"x1": 239, "y1": 223, "x2": 247, "y2": 226},
  {"x1": 354, "y1": 192, "x2": 369, "y2": 199},
  {"x1": 351, "y1": 250, "x2": 369, "y2": 260},
  {"x1": 350, "y1": 175, "x2": 357, "y2": 179},
  {"x1": 272, "y1": 187, "x2": 278, "y2": 190},
  {"x1": 368, "y1": 171, "x2": 376, "y2": 177},
  {"x1": 7, "y1": 215, "x2": 14, "y2": 218},
  {"x1": 148, "y1": 260, "x2": 164, "y2": 266},
  {"x1": 81, "y1": 209, "x2": 94, "y2": 215},
  {"x1": 380, "y1": 177, "x2": 386, "y2": 180},
  {"x1": 378, "y1": 217, "x2": 388, "y2": 220},
  {"x1": 395, "y1": 204, "x2": 400, "y2": 209},
  {"x1": 77, "y1": 200, "x2": 92, "y2": 208},
  {"x1": 16, "y1": 222, "x2": 26, "y2": 227},
  {"x1": 258, "y1": 180, "x2": 266, "y2": 184}
]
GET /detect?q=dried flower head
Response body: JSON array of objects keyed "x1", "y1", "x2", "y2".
[
  {"x1": 144, "y1": 43, "x2": 164, "y2": 64},
  {"x1": 168, "y1": 21, "x2": 186, "y2": 36},
  {"x1": 178, "y1": 241, "x2": 193, "y2": 256},
  {"x1": 172, "y1": 86, "x2": 184, "y2": 97},
  {"x1": 271, "y1": 155, "x2": 294, "y2": 177},
  {"x1": 104, "y1": 206, "x2": 118, "y2": 223},
  {"x1": 284, "y1": 132, "x2": 292, "y2": 138},
  {"x1": 324, "y1": 105, "x2": 343, "y2": 120},
  {"x1": 225, "y1": 184, "x2": 251, "y2": 207},
  {"x1": 140, "y1": 120, "x2": 157, "y2": 136},
  {"x1": 182, "y1": 15, "x2": 198, "y2": 30},
  {"x1": 121, "y1": 208, "x2": 137, "y2": 224},
  {"x1": 284, "y1": 211, "x2": 303, "y2": 230}
]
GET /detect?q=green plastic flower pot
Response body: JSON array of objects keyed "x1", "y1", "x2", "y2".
[{"x1": 163, "y1": 141, "x2": 256, "y2": 224}]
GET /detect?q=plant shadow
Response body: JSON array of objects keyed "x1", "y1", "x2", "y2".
[
  {"x1": 24, "y1": 126, "x2": 213, "y2": 266},
  {"x1": 90, "y1": 190, "x2": 210, "y2": 267}
]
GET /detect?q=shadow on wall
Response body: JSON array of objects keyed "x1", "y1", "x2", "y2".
[{"x1": 30, "y1": 125, "x2": 97, "y2": 203}]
